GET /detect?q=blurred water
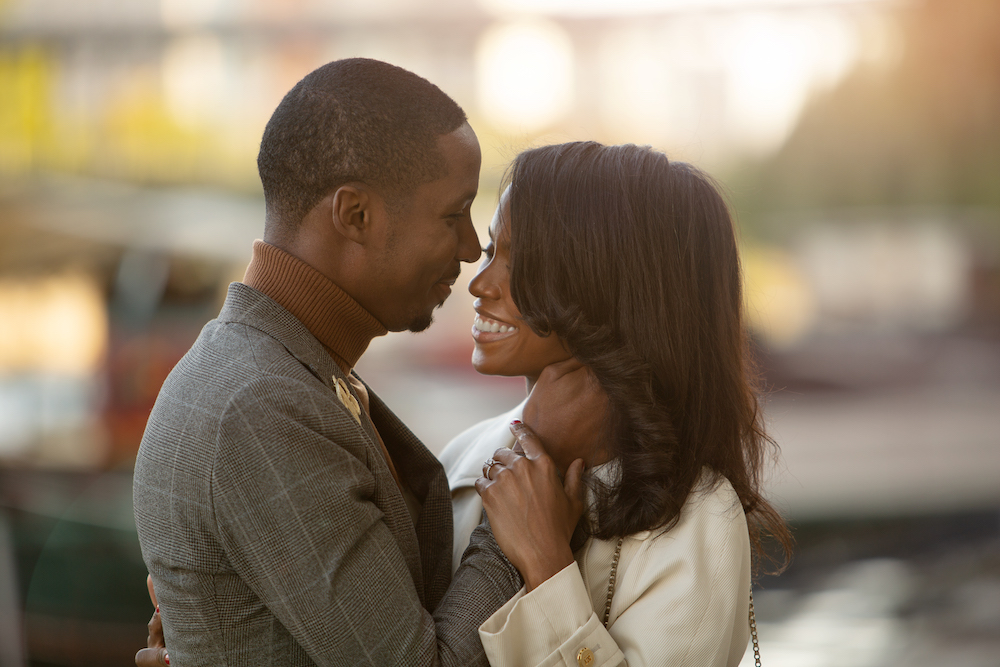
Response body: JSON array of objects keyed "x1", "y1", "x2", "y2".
[{"x1": 745, "y1": 522, "x2": 1000, "y2": 667}]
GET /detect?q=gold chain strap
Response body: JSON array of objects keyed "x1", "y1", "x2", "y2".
[
  {"x1": 749, "y1": 587, "x2": 761, "y2": 667},
  {"x1": 603, "y1": 538, "x2": 763, "y2": 667},
  {"x1": 602, "y1": 537, "x2": 624, "y2": 627}
]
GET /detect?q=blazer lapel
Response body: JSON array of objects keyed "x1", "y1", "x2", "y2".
[
  {"x1": 365, "y1": 385, "x2": 454, "y2": 612},
  {"x1": 219, "y1": 284, "x2": 429, "y2": 605}
]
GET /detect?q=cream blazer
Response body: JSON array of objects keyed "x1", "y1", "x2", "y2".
[{"x1": 437, "y1": 399, "x2": 752, "y2": 667}]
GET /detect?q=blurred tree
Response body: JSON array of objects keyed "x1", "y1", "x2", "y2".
[{"x1": 735, "y1": 0, "x2": 1000, "y2": 226}]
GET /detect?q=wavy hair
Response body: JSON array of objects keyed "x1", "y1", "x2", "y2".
[{"x1": 506, "y1": 142, "x2": 791, "y2": 572}]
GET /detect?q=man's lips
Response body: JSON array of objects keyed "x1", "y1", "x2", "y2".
[
  {"x1": 472, "y1": 312, "x2": 519, "y2": 341},
  {"x1": 434, "y1": 274, "x2": 460, "y2": 300}
]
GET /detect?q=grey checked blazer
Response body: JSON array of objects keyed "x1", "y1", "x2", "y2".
[{"x1": 134, "y1": 283, "x2": 521, "y2": 666}]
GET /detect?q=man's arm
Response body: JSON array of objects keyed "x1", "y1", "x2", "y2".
[
  {"x1": 206, "y1": 375, "x2": 519, "y2": 666},
  {"x1": 431, "y1": 513, "x2": 523, "y2": 664}
]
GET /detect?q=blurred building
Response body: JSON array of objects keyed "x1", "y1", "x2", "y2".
[
  {"x1": 0, "y1": 0, "x2": 910, "y2": 468},
  {"x1": 0, "y1": 0, "x2": 892, "y2": 187},
  {"x1": 2, "y1": 1, "x2": 999, "y2": 665}
]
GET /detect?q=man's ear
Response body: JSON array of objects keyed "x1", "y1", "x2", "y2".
[{"x1": 330, "y1": 184, "x2": 373, "y2": 244}]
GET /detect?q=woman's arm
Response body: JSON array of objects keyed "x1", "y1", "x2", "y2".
[
  {"x1": 478, "y1": 478, "x2": 752, "y2": 667},
  {"x1": 479, "y1": 561, "x2": 624, "y2": 667}
]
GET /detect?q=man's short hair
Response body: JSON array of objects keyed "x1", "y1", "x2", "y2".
[{"x1": 257, "y1": 58, "x2": 468, "y2": 227}]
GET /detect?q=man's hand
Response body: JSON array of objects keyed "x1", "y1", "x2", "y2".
[
  {"x1": 523, "y1": 359, "x2": 610, "y2": 470},
  {"x1": 135, "y1": 575, "x2": 169, "y2": 666}
]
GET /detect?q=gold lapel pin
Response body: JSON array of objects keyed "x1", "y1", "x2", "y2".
[{"x1": 334, "y1": 376, "x2": 362, "y2": 424}]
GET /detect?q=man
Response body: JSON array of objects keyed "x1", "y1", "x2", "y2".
[{"x1": 133, "y1": 58, "x2": 523, "y2": 665}]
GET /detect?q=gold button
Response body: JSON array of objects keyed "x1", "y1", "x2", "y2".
[{"x1": 577, "y1": 647, "x2": 595, "y2": 667}]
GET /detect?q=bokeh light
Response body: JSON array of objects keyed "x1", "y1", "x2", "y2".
[
  {"x1": 475, "y1": 18, "x2": 574, "y2": 133},
  {"x1": 0, "y1": 274, "x2": 107, "y2": 376}
]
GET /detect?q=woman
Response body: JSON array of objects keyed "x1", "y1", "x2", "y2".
[{"x1": 439, "y1": 141, "x2": 790, "y2": 666}]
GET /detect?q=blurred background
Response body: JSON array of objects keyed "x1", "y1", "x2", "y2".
[{"x1": 1, "y1": 0, "x2": 998, "y2": 664}]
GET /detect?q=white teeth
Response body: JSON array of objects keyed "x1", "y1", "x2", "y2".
[{"x1": 474, "y1": 315, "x2": 517, "y2": 334}]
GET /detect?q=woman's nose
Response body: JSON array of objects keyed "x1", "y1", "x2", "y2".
[{"x1": 468, "y1": 261, "x2": 500, "y2": 299}]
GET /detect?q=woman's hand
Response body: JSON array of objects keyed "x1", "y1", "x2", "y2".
[
  {"x1": 135, "y1": 575, "x2": 169, "y2": 666},
  {"x1": 475, "y1": 421, "x2": 586, "y2": 592},
  {"x1": 523, "y1": 359, "x2": 609, "y2": 470}
]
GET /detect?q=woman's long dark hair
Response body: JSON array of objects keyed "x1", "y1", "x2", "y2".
[{"x1": 506, "y1": 142, "x2": 792, "y2": 573}]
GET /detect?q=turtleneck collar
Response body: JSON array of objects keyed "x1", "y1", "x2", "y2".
[{"x1": 242, "y1": 240, "x2": 387, "y2": 373}]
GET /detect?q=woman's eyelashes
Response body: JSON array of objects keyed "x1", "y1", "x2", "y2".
[{"x1": 483, "y1": 243, "x2": 494, "y2": 260}]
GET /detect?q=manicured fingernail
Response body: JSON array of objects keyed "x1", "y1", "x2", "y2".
[
  {"x1": 164, "y1": 653, "x2": 170, "y2": 665},
  {"x1": 510, "y1": 419, "x2": 522, "y2": 426},
  {"x1": 155, "y1": 605, "x2": 159, "y2": 614}
]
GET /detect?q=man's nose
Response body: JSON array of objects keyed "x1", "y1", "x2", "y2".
[{"x1": 457, "y1": 217, "x2": 482, "y2": 263}]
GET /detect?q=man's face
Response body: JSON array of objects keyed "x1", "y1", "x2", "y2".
[{"x1": 365, "y1": 123, "x2": 483, "y2": 332}]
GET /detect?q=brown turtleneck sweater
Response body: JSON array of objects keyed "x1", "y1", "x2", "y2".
[
  {"x1": 242, "y1": 240, "x2": 387, "y2": 373},
  {"x1": 241, "y1": 240, "x2": 407, "y2": 492}
]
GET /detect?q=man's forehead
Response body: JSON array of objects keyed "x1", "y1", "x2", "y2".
[
  {"x1": 409, "y1": 126, "x2": 477, "y2": 193},
  {"x1": 438, "y1": 123, "x2": 481, "y2": 171}
]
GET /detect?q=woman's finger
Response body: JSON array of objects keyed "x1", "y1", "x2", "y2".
[
  {"x1": 491, "y1": 447, "x2": 520, "y2": 467},
  {"x1": 146, "y1": 574, "x2": 158, "y2": 607},
  {"x1": 141, "y1": 581, "x2": 167, "y2": 665},
  {"x1": 482, "y1": 456, "x2": 509, "y2": 480},
  {"x1": 474, "y1": 475, "x2": 491, "y2": 495},
  {"x1": 135, "y1": 647, "x2": 169, "y2": 666},
  {"x1": 508, "y1": 420, "x2": 547, "y2": 459},
  {"x1": 146, "y1": 609, "x2": 164, "y2": 646}
]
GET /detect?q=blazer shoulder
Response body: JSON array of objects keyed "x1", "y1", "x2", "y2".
[{"x1": 217, "y1": 371, "x2": 355, "y2": 435}]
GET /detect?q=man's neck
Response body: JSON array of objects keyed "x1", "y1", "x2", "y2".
[{"x1": 242, "y1": 240, "x2": 387, "y2": 373}]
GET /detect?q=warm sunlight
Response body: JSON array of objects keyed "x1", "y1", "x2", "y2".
[{"x1": 475, "y1": 18, "x2": 575, "y2": 133}]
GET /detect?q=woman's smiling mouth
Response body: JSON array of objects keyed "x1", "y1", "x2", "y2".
[{"x1": 472, "y1": 313, "x2": 519, "y2": 341}]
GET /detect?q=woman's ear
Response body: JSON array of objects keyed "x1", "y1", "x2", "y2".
[{"x1": 330, "y1": 184, "x2": 372, "y2": 244}]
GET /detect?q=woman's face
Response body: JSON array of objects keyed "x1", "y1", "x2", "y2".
[{"x1": 469, "y1": 196, "x2": 571, "y2": 383}]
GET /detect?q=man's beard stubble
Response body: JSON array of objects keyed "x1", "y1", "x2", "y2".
[{"x1": 407, "y1": 312, "x2": 433, "y2": 333}]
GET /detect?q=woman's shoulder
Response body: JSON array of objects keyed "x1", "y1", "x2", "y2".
[
  {"x1": 641, "y1": 469, "x2": 748, "y2": 549},
  {"x1": 437, "y1": 399, "x2": 526, "y2": 489},
  {"x1": 689, "y1": 469, "x2": 745, "y2": 517},
  {"x1": 591, "y1": 470, "x2": 751, "y2": 657},
  {"x1": 601, "y1": 470, "x2": 748, "y2": 606}
]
